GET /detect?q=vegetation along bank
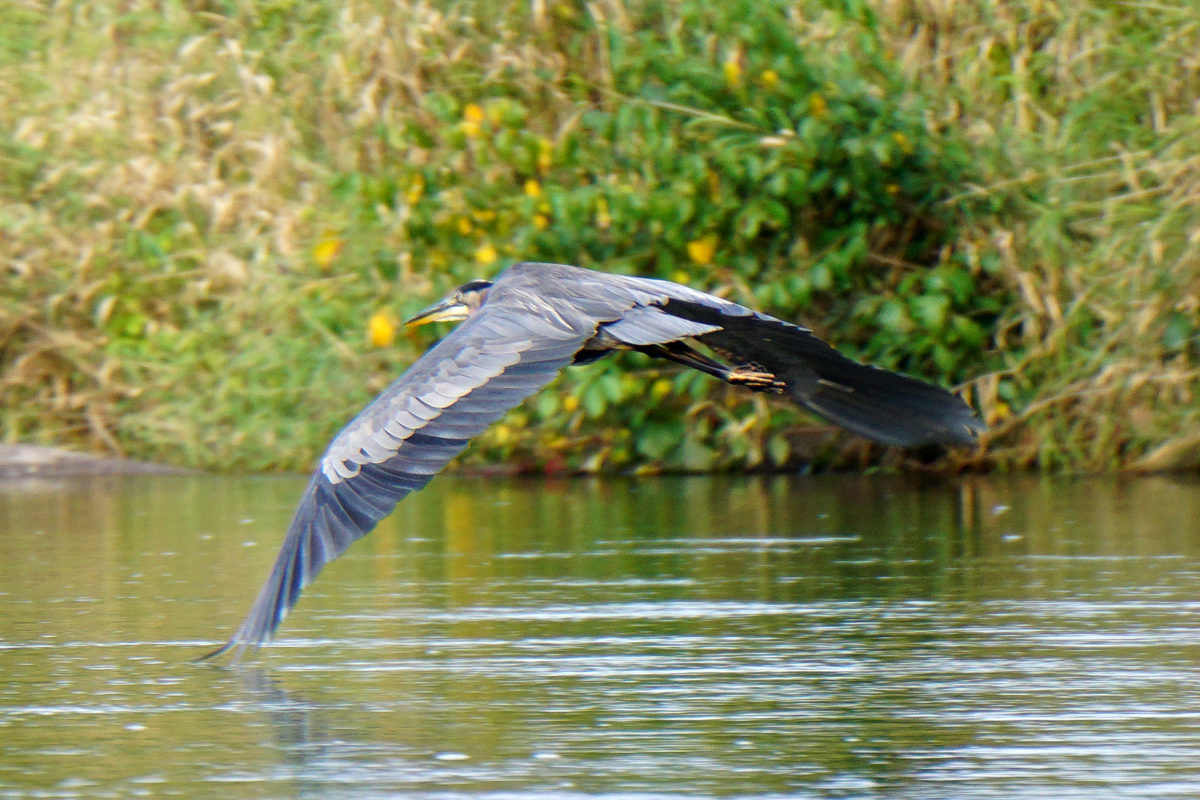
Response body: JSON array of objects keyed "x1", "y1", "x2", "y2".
[{"x1": 2, "y1": 1, "x2": 1198, "y2": 473}]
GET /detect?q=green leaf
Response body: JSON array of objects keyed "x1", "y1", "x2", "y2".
[
  {"x1": 1163, "y1": 313, "x2": 1193, "y2": 352},
  {"x1": 635, "y1": 422, "x2": 682, "y2": 460},
  {"x1": 877, "y1": 298, "x2": 913, "y2": 334},
  {"x1": 910, "y1": 294, "x2": 950, "y2": 331},
  {"x1": 768, "y1": 434, "x2": 790, "y2": 467}
]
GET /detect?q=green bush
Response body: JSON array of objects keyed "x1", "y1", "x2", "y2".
[
  {"x1": 1, "y1": 0, "x2": 1006, "y2": 472},
  {"x1": 369, "y1": 0, "x2": 998, "y2": 470}
]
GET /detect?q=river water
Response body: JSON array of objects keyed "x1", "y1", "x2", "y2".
[{"x1": 2, "y1": 472, "x2": 1199, "y2": 798}]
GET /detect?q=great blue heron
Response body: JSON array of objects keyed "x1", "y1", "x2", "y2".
[{"x1": 203, "y1": 261, "x2": 983, "y2": 658}]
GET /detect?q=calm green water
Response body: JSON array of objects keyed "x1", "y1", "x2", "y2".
[{"x1": 2, "y1": 473, "x2": 1200, "y2": 799}]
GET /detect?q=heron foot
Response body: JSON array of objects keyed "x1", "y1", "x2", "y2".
[{"x1": 728, "y1": 367, "x2": 786, "y2": 393}]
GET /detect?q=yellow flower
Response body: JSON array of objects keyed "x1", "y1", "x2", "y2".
[
  {"x1": 723, "y1": 58, "x2": 742, "y2": 88},
  {"x1": 595, "y1": 196, "x2": 611, "y2": 230},
  {"x1": 524, "y1": 178, "x2": 542, "y2": 197},
  {"x1": 686, "y1": 233, "x2": 718, "y2": 265},
  {"x1": 461, "y1": 103, "x2": 485, "y2": 138},
  {"x1": 892, "y1": 130, "x2": 914, "y2": 154},
  {"x1": 562, "y1": 395, "x2": 580, "y2": 413},
  {"x1": 651, "y1": 378, "x2": 673, "y2": 400},
  {"x1": 759, "y1": 69, "x2": 779, "y2": 89},
  {"x1": 671, "y1": 270, "x2": 691, "y2": 285},
  {"x1": 367, "y1": 311, "x2": 397, "y2": 348},
  {"x1": 474, "y1": 243, "x2": 498, "y2": 265},
  {"x1": 472, "y1": 209, "x2": 497, "y2": 223},
  {"x1": 312, "y1": 233, "x2": 343, "y2": 271},
  {"x1": 405, "y1": 175, "x2": 425, "y2": 204},
  {"x1": 536, "y1": 137, "x2": 553, "y2": 173},
  {"x1": 456, "y1": 217, "x2": 474, "y2": 235},
  {"x1": 533, "y1": 213, "x2": 550, "y2": 230},
  {"x1": 809, "y1": 93, "x2": 828, "y2": 118}
]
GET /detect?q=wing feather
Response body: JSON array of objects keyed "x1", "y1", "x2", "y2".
[
  {"x1": 206, "y1": 301, "x2": 594, "y2": 658},
  {"x1": 658, "y1": 298, "x2": 984, "y2": 446},
  {"x1": 599, "y1": 305, "x2": 722, "y2": 345}
]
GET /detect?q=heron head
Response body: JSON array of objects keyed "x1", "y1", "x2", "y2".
[{"x1": 405, "y1": 279, "x2": 493, "y2": 327}]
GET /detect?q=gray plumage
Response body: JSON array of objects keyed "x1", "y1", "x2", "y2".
[{"x1": 203, "y1": 262, "x2": 984, "y2": 659}]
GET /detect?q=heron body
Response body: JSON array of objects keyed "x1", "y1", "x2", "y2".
[{"x1": 205, "y1": 262, "x2": 984, "y2": 658}]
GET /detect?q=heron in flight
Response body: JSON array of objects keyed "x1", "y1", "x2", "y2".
[{"x1": 203, "y1": 261, "x2": 983, "y2": 658}]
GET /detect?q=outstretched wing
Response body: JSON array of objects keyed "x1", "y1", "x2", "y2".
[
  {"x1": 503, "y1": 264, "x2": 982, "y2": 446},
  {"x1": 529, "y1": 264, "x2": 982, "y2": 446},
  {"x1": 657, "y1": 297, "x2": 984, "y2": 446},
  {"x1": 205, "y1": 301, "x2": 596, "y2": 658}
]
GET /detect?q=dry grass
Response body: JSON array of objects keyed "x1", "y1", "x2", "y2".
[
  {"x1": 1, "y1": 2, "x2": 554, "y2": 469},
  {"x1": 2, "y1": 0, "x2": 1199, "y2": 472},
  {"x1": 876, "y1": 0, "x2": 1200, "y2": 470}
]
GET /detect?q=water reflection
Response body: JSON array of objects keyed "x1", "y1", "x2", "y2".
[{"x1": 2, "y1": 474, "x2": 1200, "y2": 797}]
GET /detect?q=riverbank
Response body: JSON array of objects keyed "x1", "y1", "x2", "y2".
[
  {"x1": 0, "y1": 445, "x2": 192, "y2": 479},
  {"x1": 2, "y1": 1, "x2": 1197, "y2": 473}
]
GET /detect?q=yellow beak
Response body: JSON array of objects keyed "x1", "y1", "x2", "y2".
[{"x1": 404, "y1": 298, "x2": 470, "y2": 327}]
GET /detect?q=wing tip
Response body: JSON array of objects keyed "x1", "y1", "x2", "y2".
[
  {"x1": 193, "y1": 621, "x2": 274, "y2": 664},
  {"x1": 799, "y1": 380, "x2": 987, "y2": 449},
  {"x1": 193, "y1": 637, "x2": 247, "y2": 665},
  {"x1": 914, "y1": 399, "x2": 987, "y2": 448}
]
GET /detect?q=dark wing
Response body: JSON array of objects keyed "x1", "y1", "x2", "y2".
[
  {"x1": 204, "y1": 302, "x2": 595, "y2": 659},
  {"x1": 506, "y1": 263, "x2": 981, "y2": 446},
  {"x1": 655, "y1": 297, "x2": 983, "y2": 446},
  {"x1": 545, "y1": 264, "x2": 981, "y2": 446}
]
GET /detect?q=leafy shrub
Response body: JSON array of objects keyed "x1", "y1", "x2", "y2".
[
  {"x1": 0, "y1": 0, "x2": 1004, "y2": 472},
  {"x1": 361, "y1": 0, "x2": 997, "y2": 470}
]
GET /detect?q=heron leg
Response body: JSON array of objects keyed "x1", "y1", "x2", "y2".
[{"x1": 638, "y1": 341, "x2": 786, "y2": 393}]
